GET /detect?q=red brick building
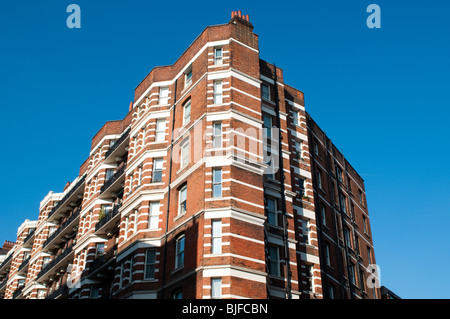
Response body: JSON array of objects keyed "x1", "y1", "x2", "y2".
[{"x1": 0, "y1": 11, "x2": 379, "y2": 299}]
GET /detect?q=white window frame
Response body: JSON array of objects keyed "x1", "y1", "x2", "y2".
[
  {"x1": 263, "y1": 114, "x2": 272, "y2": 139},
  {"x1": 156, "y1": 119, "x2": 166, "y2": 142},
  {"x1": 105, "y1": 168, "x2": 115, "y2": 181},
  {"x1": 149, "y1": 201, "x2": 160, "y2": 230},
  {"x1": 133, "y1": 209, "x2": 138, "y2": 233},
  {"x1": 261, "y1": 83, "x2": 270, "y2": 101},
  {"x1": 294, "y1": 140, "x2": 302, "y2": 159},
  {"x1": 320, "y1": 205, "x2": 326, "y2": 227},
  {"x1": 180, "y1": 140, "x2": 189, "y2": 169},
  {"x1": 349, "y1": 262, "x2": 356, "y2": 285},
  {"x1": 159, "y1": 86, "x2": 169, "y2": 105},
  {"x1": 212, "y1": 168, "x2": 222, "y2": 198},
  {"x1": 211, "y1": 219, "x2": 222, "y2": 254},
  {"x1": 185, "y1": 68, "x2": 192, "y2": 88},
  {"x1": 175, "y1": 235, "x2": 185, "y2": 269},
  {"x1": 344, "y1": 226, "x2": 352, "y2": 248},
  {"x1": 214, "y1": 47, "x2": 223, "y2": 65},
  {"x1": 144, "y1": 249, "x2": 156, "y2": 279},
  {"x1": 211, "y1": 278, "x2": 222, "y2": 299},
  {"x1": 128, "y1": 173, "x2": 134, "y2": 194},
  {"x1": 317, "y1": 169, "x2": 322, "y2": 190},
  {"x1": 152, "y1": 158, "x2": 163, "y2": 183},
  {"x1": 302, "y1": 219, "x2": 310, "y2": 244},
  {"x1": 137, "y1": 166, "x2": 143, "y2": 187},
  {"x1": 269, "y1": 246, "x2": 280, "y2": 277},
  {"x1": 212, "y1": 122, "x2": 222, "y2": 148},
  {"x1": 325, "y1": 242, "x2": 331, "y2": 266},
  {"x1": 183, "y1": 100, "x2": 191, "y2": 126},
  {"x1": 292, "y1": 110, "x2": 299, "y2": 126},
  {"x1": 213, "y1": 80, "x2": 223, "y2": 104},
  {"x1": 340, "y1": 193, "x2": 347, "y2": 214},
  {"x1": 178, "y1": 185, "x2": 187, "y2": 216},
  {"x1": 267, "y1": 198, "x2": 277, "y2": 226}
]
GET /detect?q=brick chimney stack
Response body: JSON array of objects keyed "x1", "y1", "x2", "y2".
[
  {"x1": 2, "y1": 240, "x2": 14, "y2": 251},
  {"x1": 231, "y1": 10, "x2": 250, "y2": 22}
]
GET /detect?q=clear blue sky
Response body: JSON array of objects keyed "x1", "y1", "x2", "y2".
[{"x1": 0, "y1": 0, "x2": 448, "y2": 299}]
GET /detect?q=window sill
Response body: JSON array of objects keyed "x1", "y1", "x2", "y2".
[
  {"x1": 268, "y1": 274, "x2": 284, "y2": 281},
  {"x1": 262, "y1": 97, "x2": 275, "y2": 105},
  {"x1": 181, "y1": 83, "x2": 192, "y2": 95},
  {"x1": 142, "y1": 278, "x2": 158, "y2": 282},
  {"x1": 174, "y1": 212, "x2": 186, "y2": 222},
  {"x1": 176, "y1": 165, "x2": 189, "y2": 176},
  {"x1": 299, "y1": 243, "x2": 317, "y2": 250},
  {"x1": 266, "y1": 177, "x2": 280, "y2": 184},
  {"x1": 171, "y1": 266, "x2": 184, "y2": 275},
  {"x1": 325, "y1": 264, "x2": 334, "y2": 271}
]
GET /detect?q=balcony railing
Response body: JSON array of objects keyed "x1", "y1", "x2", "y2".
[
  {"x1": 17, "y1": 256, "x2": 31, "y2": 273},
  {"x1": 0, "y1": 253, "x2": 12, "y2": 272},
  {"x1": 100, "y1": 165, "x2": 126, "y2": 194},
  {"x1": 95, "y1": 204, "x2": 121, "y2": 232},
  {"x1": 12, "y1": 285, "x2": 24, "y2": 299},
  {"x1": 37, "y1": 243, "x2": 75, "y2": 280},
  {"x1": 48, "y1": 175, "x2": 86, "y2": 219},
  {"x1": 46, "y1": 282, "x2": 69, "y2": 299},
  {"x1": 89, "y1": 244, "x2": 117, "y2": 273},
  {"x1": 42, "y1": 209, "x2": 80, "y2": 249},
  {"x1": 22, "y1": 229, "x2": 36, "y2": 247},
  {"x1": 104, "y1": 127, "x2": 130, "y2": 160}
]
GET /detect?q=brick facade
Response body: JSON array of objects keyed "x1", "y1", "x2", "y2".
[{"x1": 0, "y1": 12, "x2": 378, "y2": 299}]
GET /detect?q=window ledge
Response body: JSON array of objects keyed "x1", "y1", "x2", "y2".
[
  {"x1": 176, "y1": 165, "x2": 189, "y2": 175},
  {"x1": 142, "y1": 278, "x2": 158, "y2": 282},
  {"x1": 174, "y1": 212, "x2": 186, "y2": 222},
  {"x1": 171, "y1": 266, "x2": 184, "y2": 275}
]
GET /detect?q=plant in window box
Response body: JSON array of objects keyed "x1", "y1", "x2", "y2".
[
  {"x1": 302, "y1": 195, "x2": 310, "y2": 200},
  {"x1": 98, "y1": 209, "x2": 106, "y2": 221}
]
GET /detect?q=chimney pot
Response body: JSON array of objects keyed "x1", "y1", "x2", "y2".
[{"x1": 238, "y1": 10, "x2": 242, "y2": 17}]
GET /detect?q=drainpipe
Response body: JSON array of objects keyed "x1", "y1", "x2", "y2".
[
  {"x1": 272, "y1": 64, "x2": 292, "y2": 299},
  {"x1": 161, "y1": 79, "x2": 178, "y2": 298}
]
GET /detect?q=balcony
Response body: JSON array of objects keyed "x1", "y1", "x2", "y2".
[
  {"x1": 42, "y1": 209, "x2": 80, "y2": 251},
  {"x1": 37, "y1": 243, "x2": 75, "y2": 282},
  {"x1": 22, "y1": 229, "x2": 36, "y2": 248},
  {"x1": 17, "y1": 256, "x2": 31, "y2": 274},
  {"x1": 0, "y1": 280, "x2": 6, "y2": 292},
  {"x1": 46, "y1": 282, "x2": 69, "y2": 299},
  {"x1": 99, "y1": 165, "x2": 126, "y2": 198},
  {"x1": 0, "y1": 253, "x2": 12, "y2": 274},
  {"x1": 104, "y1": 127, "x2": 130, "y2": 163},
  {"x1": 48, "y1": 175, "x2": 86, "y2": 222},
  {"x1": 88, "y1": 244, "x2": 117, "y2": 275},
  {"x1": 12, "y1": 285, "x2": 24, "y2": 299},
  {"x1": 95, "y1": 204, "x2": 121, "y2": 234}
]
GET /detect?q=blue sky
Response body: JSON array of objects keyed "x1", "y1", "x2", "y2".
[{"x1": 0, "y1": 1, "x2": 449, "y2": 299}]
